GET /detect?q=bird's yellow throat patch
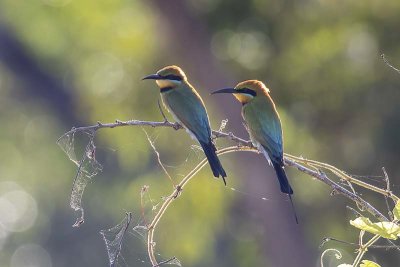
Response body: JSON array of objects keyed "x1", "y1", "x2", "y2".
[
  {"x1": 233, "y1": 93, "x2": 253, "y2": 104},
  {"x1": 156, "y1": 79, "x2": 179, "y2": 89}
]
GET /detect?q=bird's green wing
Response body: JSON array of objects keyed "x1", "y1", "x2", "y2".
[
  {"x1": 162, "y1": 85, "x2": 211, "y2": 143},
  {"x1": 243, "y1": 96, "x2": 283, "y2": 161}
]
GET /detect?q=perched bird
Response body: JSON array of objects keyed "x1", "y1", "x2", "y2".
[
  {"x1": 212, "y1": 80, "x2": 297, "y2": 221},
  {"x1": 143, "y1": 65, "x2": 227, "y2": 184}
]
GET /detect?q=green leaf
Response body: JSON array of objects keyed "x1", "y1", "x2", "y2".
[
  {"x1": 350, "y1": 217, "x2": 400, "y2": 240},
  {"x1": 393, "y1": 200, "x2": 400, "y2": 221},
  {"x1": 360, "y1": 260, "x2": 381, "y2": 267}
]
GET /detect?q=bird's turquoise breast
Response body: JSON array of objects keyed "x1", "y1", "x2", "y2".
[
  {"x1": 242, "y1": 97, "x2": 283, "y2": 160},
  {"x1": 161, "y1": 88, "x2": 211, "y2": 143}
]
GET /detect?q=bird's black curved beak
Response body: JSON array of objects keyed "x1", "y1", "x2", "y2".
[
  {"x1": 211, "y1": 88, "x2": 237, "y2": 95},
  {"x1": 142, "y1": 74, "x2": 162, "y2": 80}
]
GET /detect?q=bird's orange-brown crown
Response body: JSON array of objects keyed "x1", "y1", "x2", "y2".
[
  {"x1": 235, "y1": 80, "x2": 270, "y2": 94},
  {"x1": 156, "y1": 65, "x2": 187, "y2": 81}
]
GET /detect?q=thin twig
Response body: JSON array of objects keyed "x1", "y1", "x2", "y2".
[
  {"x1": 153, "y1": 257, "x2": 178, "y2": 267},
  {"x1": 284, "y1": 154, "x2": 399, "y2": 202},
  {"x1": 146, "y1": 146, "x2": 256, "y2": 266},
  {"x1": 345, "y1": 180, "x2": 364, "y2": 211},
  {"x1": 113, "y1": 212, "x2": 132, "y2": 267},
  {"x1": 100, "y1": 212, "x2": 132, "y2": 267},
  {"x1": 146, "y1": 149, "x2": 391, "y2": 265},
  {"x1": 346, "y1": 206, "x2": 363, "y2": 218},
  {"x1": 352, "y1": 234, "x2": 381, "y2": 267},
  {"x1": 382, "y1": 54, "x2": 400, "y2": 74},
  {"x1": 321, "y1": 237, "x2": 400, "y2": 249},
  {"x1": 142, "y1": 128, "x2": 176, "y2": 187},
  {"x1": 59, "y1": 119, "x2": 393, "y2": 222},
  {"x1": 58, "y1": 119, "x2": 251, "y2": 146},
  {"x1": 284, "y1": 159, "x2": 389, "y2": 222},
  {"x1": 320, "y1": 248, "x2": 342, "y2": 267},
  {"x1": 157, "y1": 99, "x2": 168, "y2": 122},
  {"x1": 58, "y1": 118, "x2": 400, "y2": 266},
  {"x1": 58, "y1": 120, "x2": 182, "y2": 142},
  {"x1": 140, "y1": 185, "x2": 150, "y2": 226},
  {"x1": 382, "y1": 167, "x2": 394, "y2": 220}
]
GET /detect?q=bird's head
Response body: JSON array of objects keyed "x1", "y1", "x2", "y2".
[
  {"x1": 142, "y1": 65, "x2": 186, "y2": 90},
  {"x1": 211, "y1": 80, "x2": 270, "y2": 104}
]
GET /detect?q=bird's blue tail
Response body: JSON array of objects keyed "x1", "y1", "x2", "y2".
[
  {"x1": 272, "y1": 162, "x2": 293, "y2": 195},
  {"x1": 199, "y1": 140, "x2": 227, "y2": 185},
  {"x1": 272, "y1": 162, "x2": 298, "y2": 223}
]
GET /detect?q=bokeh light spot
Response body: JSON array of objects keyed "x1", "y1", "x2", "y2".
[
  {"x1": 212, "y1": 30, "x2": 270, "y2": 70},
  {"x1": 24, "y1": 115, "x2": 55, "y2": 145},
  {"x1": 11, "y1": 244, "x2": 52, "y2": 267},
  {"x1": 346, "y1": 27, "x2": 377, "y2": 72},
  {"x1": 0, "y1": 188, "x2": 38, "y2": 232},
  {"x1": 83, "y1": 53, "x2": 125, "y2": 97},
  {"x1": 211, "y1": 30, "x2": 234, "y2": 61}
]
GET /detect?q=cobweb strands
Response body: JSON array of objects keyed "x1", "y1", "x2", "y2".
[
  {"x1": 100, "y1": 212, "x2": 133, "y2": 267},
  {"x1": 57, "y1": 116, "x2": 400, "y2": 266},
  {"x1": 57, "y1": 130, "x2": 103, "y2": 227},
  {"x1": 153, "y1": 257, "x2": 182, "y2": 267}
]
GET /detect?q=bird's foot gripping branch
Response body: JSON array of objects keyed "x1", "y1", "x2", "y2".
[{"x1": 58, "y1": 118, "x2": 400, "y2": 267}]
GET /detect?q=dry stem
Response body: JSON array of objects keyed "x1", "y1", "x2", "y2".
[
  {"x1": 59, "y1": 118, "x2": 399, "y2": 266},
  {"x1": 146, "y1": 146, "x2": 256, "y2": 266}
]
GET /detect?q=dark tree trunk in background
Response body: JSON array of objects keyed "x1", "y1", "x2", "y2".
[
  {"x1": 151, "y1": 1, "x2": 314, "y2": 266},
  {"x1": 0, "y1": 24, "x2": 84, "y2": 126},
  {"x1": 0, "y1": 5, "x2": 314, "y2": 265}
]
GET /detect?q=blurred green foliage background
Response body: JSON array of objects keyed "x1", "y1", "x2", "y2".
[{"x1": 1, "y1": 0, "x2": 400, "y2": 266}]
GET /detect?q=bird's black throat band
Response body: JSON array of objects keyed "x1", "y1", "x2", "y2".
[{"x1": 160, "y1": 86, "x2": 174, "y2": 93}]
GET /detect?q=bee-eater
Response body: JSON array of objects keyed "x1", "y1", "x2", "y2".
[
  {"x1": 212, "y1": 80, "x2": 296, "y2": 217},
  {"x1": 143, "y1": 65, "x2": 227, "y2": 184}
]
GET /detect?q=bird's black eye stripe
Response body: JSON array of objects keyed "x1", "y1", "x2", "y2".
[
  {"x1": 238, "y1": 88, "x2": 257, "y2": 96},
  {"x1": 163, "y1": 74, "x2": 182, "y2": 81}
]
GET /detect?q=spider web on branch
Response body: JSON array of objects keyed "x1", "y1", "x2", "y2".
[
  {"x1": 136, "y1": 185, "x2": 182, "y2": 266},
  {"x1": 153, "y1": 257, "x2": 182, "y2": 267},
  {"x1": 100, "y1": 212, "x2": 133, "y2": 267},
  {"x1": 139, "y1": 185, "x2": 162, "y2": 227},
  {"x1": 142, "y1": 128, "x2": 175, "y2": 186},
  {"x1": 101, "y1": 207, "x2": 182, "y2": 267},
  {"x1": 57, "y1": 130, "x2": 103, "y2": 227}
]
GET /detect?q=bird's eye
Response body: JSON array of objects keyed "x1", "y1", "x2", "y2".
[{"x1": 164, "y1": 74, "x2": 182, "y2": 81}]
